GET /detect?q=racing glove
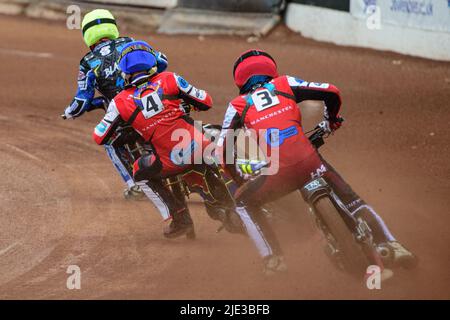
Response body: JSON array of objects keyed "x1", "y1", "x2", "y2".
[
  {"x1": 236, "y1": 159, "x2": 268, "y2": 180},
  {"x1": 319, "y1": 115, "x2": 344, "y2": 133},
  {"x1": 62, "y1": 97, "x2": 107, "y2": 120},
  {"x1": 63, "y1": 69, "x2": 96, "y2": 119}
]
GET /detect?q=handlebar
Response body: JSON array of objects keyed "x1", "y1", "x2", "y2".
[{"x1": 308, "y1": 117, "x2": 345, "y2": 149}]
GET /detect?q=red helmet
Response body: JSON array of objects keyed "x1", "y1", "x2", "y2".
[{"x1": 233, "y1": 49, "x2": 278, "y2": 90}]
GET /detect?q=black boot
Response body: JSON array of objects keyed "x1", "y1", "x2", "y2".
[{"x1": 164, "y1": 209, "x2": 195, "y2": 239}]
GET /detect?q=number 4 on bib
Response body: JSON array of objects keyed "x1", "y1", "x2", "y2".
[
  {"x1": 252, "y1": 89, "x2": 280, "y2": 112},
  {"x1": 141, "y1": 91, "x2": 164, "y2": 119}
]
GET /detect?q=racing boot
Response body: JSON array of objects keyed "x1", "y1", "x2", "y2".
[
  {"x1": 204, "y1": 203, "x2": 245, "y2": 234},
  {"x1": 123, "y1": 185, "x2": 145, "y2": 200},
  {"x1": 163, "y1": 208, "x2": 195, "y2": 240},
  {"x1": 377, "y1": 241, "x2": 418, "y2": 269},
  {"x1": 263, "y1": 255, "x2": 287, "y2": 276}
]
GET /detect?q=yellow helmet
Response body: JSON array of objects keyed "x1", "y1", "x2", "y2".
[{"x1": 81, "y1": 9, "x2": 119, "y2": 47}]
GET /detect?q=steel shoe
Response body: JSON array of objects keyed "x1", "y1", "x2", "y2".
[
  {"x1": 377, "y1": 241, "x2": 418, "y2": 269},
  {"x1": 123, "y1": 185, "x2": 145, "y2": 200},
  {"x1": 263, "y1": 255, "x2": 288, "y2": 276},
  {"x1": 163, "y1": 210, "x2": 195, "y2": 240}
]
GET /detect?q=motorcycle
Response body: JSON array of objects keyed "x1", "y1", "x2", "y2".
[
  {"x1": 63, "y1": 98, "x2": 388, "y2": 279},
  {"x1": 109, "y1": 123, "x2": 246, "y2": 237},
  {"x1": 62, "y1": 100, "x2": 246, "y2": 237},
  {"x1": 196, "y1": 122, "x2": 383, "y2": 277},
  {"x1": 63, "y1": 101, "x2": 382, "y2": 275},
  {"x1": 301, "y1": 124, "x2": 384, "y2": 276}
]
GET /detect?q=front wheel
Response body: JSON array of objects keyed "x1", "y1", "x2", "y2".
[{"x1": 314, "y1": 197, "x2": 369, "y2": 275}]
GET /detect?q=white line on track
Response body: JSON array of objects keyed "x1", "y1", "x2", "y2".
[
  {"x1": 0, "y1": 48, "x2": 53, "y2": 59},
  {"x1": 4, "y1": 143, "x2": 42, "y2": 162}
]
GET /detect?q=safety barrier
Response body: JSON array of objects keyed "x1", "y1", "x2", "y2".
[
  {"x1": 58, "y1": 0, "x2": 284, "y2": 11},
  {"x1": 3, "y1": 0, "x2": 447, "y2": 60},
  {"x1": 285, "y1": 0, "x2": 450, "y2": 61},
  {"x1": 177, "y1": 0, "x2": 284, "y2": 13},
  {"x1": 76, "y1": 0, "x2": 176, "y2": 8},
  {"x1": 158, "y1": 0, "x2": 284, "y2": 36}
]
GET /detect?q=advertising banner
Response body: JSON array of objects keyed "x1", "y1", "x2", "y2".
[{"x1": 350, "y1": 0, "x2": 450, "y2": 33}]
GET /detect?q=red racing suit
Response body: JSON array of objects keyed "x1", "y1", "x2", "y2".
[
  {"x1": 93, "y1": 71, "x2": 213, "y2": 176},
  {"x1": 217, "y1": 75, "x2": 342, "y2": 198},
  {"x1": 216, "y1": 75, "x2": 395, "y2": 258},
  {"x1": 93, "y1": 71, "x2": 213, "y2": 220}
]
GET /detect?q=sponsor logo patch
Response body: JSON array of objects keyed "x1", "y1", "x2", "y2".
[
  {"x1": 95, "y1": 121, "x2": 108, "y2": 135},
  {"x1": 193, "y1": 88, "x2": 206, "y2": 100},
  {"x1": 265, "y1": 125, "x2": 298, "y2": 147},
  {"x1": 304, "y1": 180, "x2": 322, "y2": 192},
  {"x1": 177, "y1": 76, "x2": 190, "y2": 90}
]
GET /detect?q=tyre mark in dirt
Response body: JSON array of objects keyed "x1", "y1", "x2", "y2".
[
  {"x1": 0, "y1": 242, "x2": 19, "y2": 256},
  {"x1": 4, "y1": 143, "x2": 43, "y2": 162},
  {"x1": 0, "y1": 113, "x2": 113, "y2": 297},
  {"x1": 0, "y1": 149, "x2": 66, "y2": 290},
  {"x1": 0, "y1": 15, "x2": 449, "y2": 299},
  {"x1": 0, "y1": 47, "x2": 54, "y2": 59},
  {"x1": 0, "y1": 163, "x2": 110, "y2": 298}
]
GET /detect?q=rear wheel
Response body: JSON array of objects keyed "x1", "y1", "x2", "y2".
[{"x1": 315, "y1": 197, "x2": 369, "y2": 275}]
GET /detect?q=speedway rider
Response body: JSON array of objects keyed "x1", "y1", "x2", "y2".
[
  {"x1": 63, "y1": 9, "x2": 168, "y2": 199},
  {"x1": 216, "y1": 49, "x2": 417, "y2": 274},
  {"x1": 93, "y1": 40, "x2": 215, "y2": 238}
]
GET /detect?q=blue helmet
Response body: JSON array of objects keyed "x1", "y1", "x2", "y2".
[{"x1": 118, "y1": 41, "x2": 157, "y2": 75}]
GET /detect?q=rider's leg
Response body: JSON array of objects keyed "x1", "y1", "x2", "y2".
[
  {"x1": 234, "y1": 203, "x2": 287, "y2": 275},
  {"x1": 233, "y1": 154, "x2": 338, "y2": 274},
  {"x1": 133, "y1": 153, "x2": 194, "y2": 238},
  {"x1": 318, "y1": 155, "x2": 417, "y2": 268},
  {"x1": 104, "y1": 144, "x2": 143, "y2": 200},
  {"x1": 318, "y1": 156, "x2": 396, "y2": 242},
  {"x1": 235, "y1": 171, "x2": 300, "y2": 275},
  {"x1": 104, "y1": 144, "x2": 135, "y2": 188}
]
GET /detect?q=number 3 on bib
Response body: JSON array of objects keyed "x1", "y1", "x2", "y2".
[
  {"x1": 252, "y1": 89, "x2": 280, "y2": 112},
  {"x1": 141, "y1": 91, "x2": 164, "y2": 119}
]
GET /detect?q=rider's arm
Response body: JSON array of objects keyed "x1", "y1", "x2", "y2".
[
  {"x1": 173, "y1": 74, "x2": 213, "y2": 111},
  {"x1": 93, "y1": 99, "x2": 122, "y2": 145},
  {"x1": 286, "y1": 76, "x2": 341, "y2": 122},
  {"x1": 64, "y1": 59, "x2": 96, "y2": 119}
]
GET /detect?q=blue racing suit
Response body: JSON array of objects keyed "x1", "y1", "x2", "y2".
[{"x1": 64, "y1": 37, "x2": 168, "y2": 188}]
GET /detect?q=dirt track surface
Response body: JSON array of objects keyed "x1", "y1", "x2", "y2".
[{"x1": 0, "y1": 15, "x2": 449, "y2": 299}]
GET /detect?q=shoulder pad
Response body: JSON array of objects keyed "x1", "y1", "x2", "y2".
[
  {"x1": 80, "y1": 51, "x2": 94, "y2": 64},
  {"x1": 230, "y1": 95, "x2": 246, "y2": 108},
  {"x1": 81, "y1": 51, "x2": 102, "y2": 69}
]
